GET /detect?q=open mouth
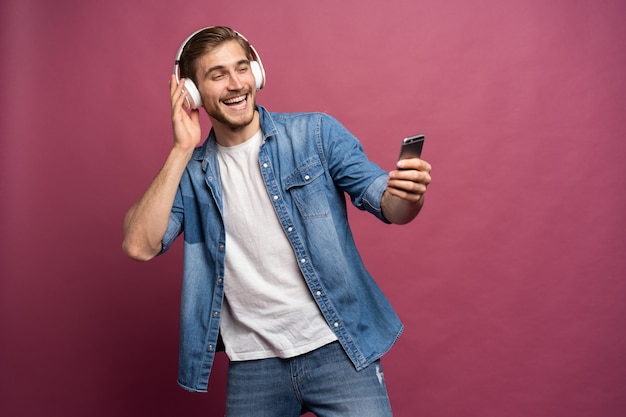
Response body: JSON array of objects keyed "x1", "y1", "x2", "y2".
[{"x1": 223, "y1": 94, "x2": 248, "y2": 109}]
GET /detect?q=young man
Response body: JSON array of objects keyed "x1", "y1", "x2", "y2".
[{"x1": 123, "y1": 26, "x2": 432, "y2": 416}]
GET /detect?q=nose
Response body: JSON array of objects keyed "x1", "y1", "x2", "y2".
[{"x1": 228, "y1": 72, "x2": 244, "y2": 90}]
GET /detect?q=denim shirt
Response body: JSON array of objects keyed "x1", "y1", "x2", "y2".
[{"x1": 162, "y1": 105, "x2": 403, "y2": 392}]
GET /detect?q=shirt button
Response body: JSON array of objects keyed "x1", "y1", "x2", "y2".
[
  {"x1": 218, "y1": 244, "x2": 224, "y2": 251},
  {"x1": 300, "y1": 258, "x2": 307, "y2": 264},
  {"x1": 304, "y1": 175, "x2": 310, "y2": 181},
  {"x1": 217, "y1": 278, "x2": 223, "y2": 284},
  {"x1": 333, "y1": 322, "x2": 339, "y2": 328},
  {"x1": 263, "y1": 163, "x2": 268, "y2": 168},
  {"x1": 273, "y1": 195, "x2": 279, "y2": 200},
  {"x1": 287, "y1": 227, "x2": 293, "y2": 232},
  {"x1": 316, "y1": 291, "x2": 321, "y2": 296},
  {"x1": 213, "y1": 311, "x2": 219, "y2": 318},
  {"x1": 208, "y1": 345, "x2": 214, "y2": 351}
]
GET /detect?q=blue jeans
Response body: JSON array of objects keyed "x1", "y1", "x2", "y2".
[{"x1": 225, "y1": 341, "x2": 393, "y2": 416}]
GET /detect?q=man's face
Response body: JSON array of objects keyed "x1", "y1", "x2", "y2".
[{"x1": 195, "y1": 40, "x2": 257, "y2": 131}]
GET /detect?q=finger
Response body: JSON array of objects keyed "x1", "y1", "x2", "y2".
[
  {"x1": 169, "y1": 74, "x2": 180, "y2": 97},
  {"x1": 171, "y1": 81, "x2": 189, "y2": 113},
  {"x1": 170, "y1": 76, "x2": 187, "y2": 102},
  {"x1": 397, "y1": 158, "x2": 431, "y2": 172},
  {"x1": 387, "y1": 170, "x2": 431, "y2": 196},
  {"x1": 385, "y1": 185, "x2": 424, "y2": 203},
  {"x1": 389, "y1": 168, "x2": 430, "y2": 184},
  {"x1": 396, "y1": 157, "x2": 419, "y2": 170},
  {"x1": 419, "y1": 159, "x2": 432, "y2": 172},
  {"x1": 388, "y1": 177, "x2": 428, "y2": 193}
]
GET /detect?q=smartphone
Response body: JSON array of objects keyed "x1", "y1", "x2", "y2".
[{"x1": 398, "y1": 134, "x2": 425, "y2": 160}]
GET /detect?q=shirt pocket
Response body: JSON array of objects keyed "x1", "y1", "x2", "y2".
[{"x1": 283, "y1": 156, "x2": 330, "y2": 219}]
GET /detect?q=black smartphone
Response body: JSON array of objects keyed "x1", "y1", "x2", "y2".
[{"x1": 398, "y1": 134, "x2": 425, "y2": 160}]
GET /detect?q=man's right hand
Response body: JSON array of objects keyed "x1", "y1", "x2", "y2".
[{"x1": 170, "y1": 74, "x2": 202, "y2": 151}]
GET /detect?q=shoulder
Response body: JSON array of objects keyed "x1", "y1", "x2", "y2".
[
  {"x1": 258, "y1": 105, "x2": 340, "y2": 127},
  {"x1": 273, "y1": 111, "x2": 340, "y2": 126}
]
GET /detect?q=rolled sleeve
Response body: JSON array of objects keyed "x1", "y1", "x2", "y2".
[
  {"x1": 160, "y1": 212, "x2": 182, "y2": 254},
  {"x1": 359, "y1": 173, "x2": 391, "y2": 223}
]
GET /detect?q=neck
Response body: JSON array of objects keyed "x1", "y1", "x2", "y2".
[{"x1": 212, "y1": 110, "x2": 261, "y2": 147}]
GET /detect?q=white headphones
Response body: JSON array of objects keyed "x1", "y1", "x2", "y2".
[{"x1": 173, "y1": 27, "x2": 266, "y2": 109}]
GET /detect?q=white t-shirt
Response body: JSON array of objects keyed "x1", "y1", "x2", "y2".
[{"x1": 217, "y1": 130, "x2": 337, "y2": 361}]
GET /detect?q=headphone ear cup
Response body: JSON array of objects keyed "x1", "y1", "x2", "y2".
[
  {"x1": 250, "y1": 61, "x2": 264, "y2": 90},
  {"x1": 183, "y1": 80, "x2": 202, "y2": 109}
]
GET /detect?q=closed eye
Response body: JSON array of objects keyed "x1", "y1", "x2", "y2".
[{"x1": 204, "y1": 59, "x2": 251, "y2": 81}]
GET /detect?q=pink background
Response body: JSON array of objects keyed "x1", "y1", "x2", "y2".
[{"x1": 2, "y1": 0, "x2": 625, "y2": 416}]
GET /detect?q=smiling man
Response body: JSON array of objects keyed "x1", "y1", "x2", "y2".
[
  {"x1": 122, "y1": 26, "x2": 432, "y2": 417},
  {"x1": 193, "y1": 41, "x2": 259, "y2": 136}
]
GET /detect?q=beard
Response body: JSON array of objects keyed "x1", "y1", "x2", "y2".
[{"x1": 207, "y1": 91, "x2": 256, "y2": 131}]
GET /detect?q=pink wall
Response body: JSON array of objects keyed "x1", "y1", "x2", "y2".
[{"x1": 2, "y1": 0, "x2": 625, "y2": 416}]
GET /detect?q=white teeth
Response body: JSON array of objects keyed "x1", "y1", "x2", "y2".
[{"x1": 224, "y1": 95, "x2": 246, "y2": 105}]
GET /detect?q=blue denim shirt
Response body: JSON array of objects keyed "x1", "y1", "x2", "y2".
[{"x1": 162, "y1": 105, "x2": 403, "y2": 392}]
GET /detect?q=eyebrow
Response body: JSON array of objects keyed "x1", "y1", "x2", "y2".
[{"x1": 203, "y1": 59, "x2": 250, "y2": 79}]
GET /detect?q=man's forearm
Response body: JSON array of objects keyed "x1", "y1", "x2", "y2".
[
  {"x1": 122, "y1": 146, "x2": 193, "y2": 261},
  {"x1": 381, "y1": 190, "x2": 424, "y2": 225}
]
